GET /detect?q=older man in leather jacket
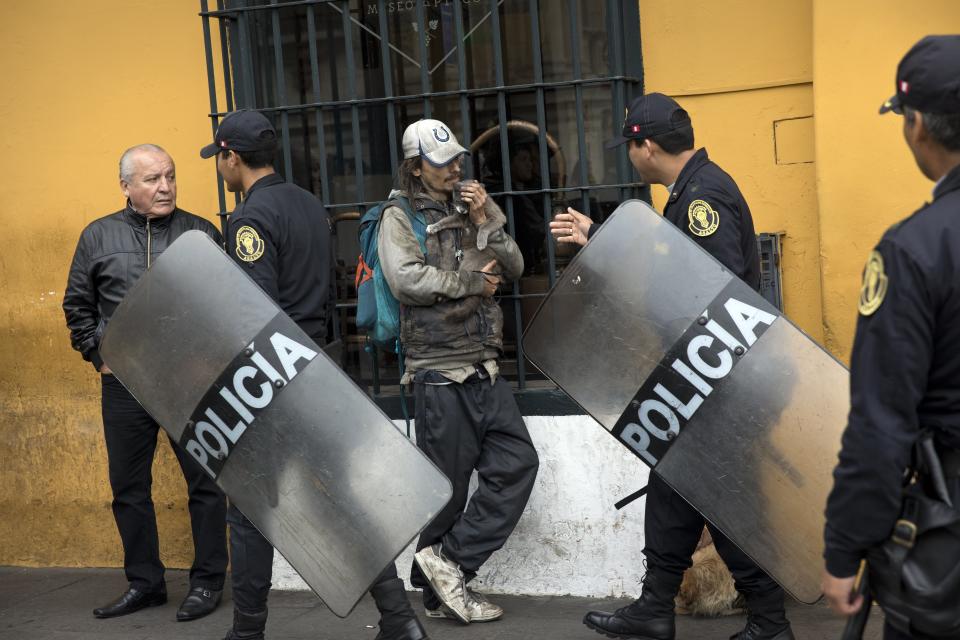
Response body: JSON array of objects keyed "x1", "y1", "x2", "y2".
[{"x1": 63, "y1": 144, "x2": 227, "y2": 622}]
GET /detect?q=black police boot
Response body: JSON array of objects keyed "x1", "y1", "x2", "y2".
[
  {"x1": 222, "y1": 608, "x2": 268, "y2": 640},
  {"x1": 729, "y1": 590, "x2": 794, "y2": 640},
  {"x1": 583, "y1": 571, "x2": 681, "y2": 640},
  {"x1": 371, "y1": 576, "x2": 430, "y2": 640}
]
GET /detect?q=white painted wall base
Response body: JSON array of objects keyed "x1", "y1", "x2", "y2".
[{"x1": 271, "y1": 415, "x2": 650, "y2": 598}]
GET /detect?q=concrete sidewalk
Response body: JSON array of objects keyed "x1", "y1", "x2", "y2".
[{"x1": 0, "y1": 567, "x2": 886, "y2": 639}]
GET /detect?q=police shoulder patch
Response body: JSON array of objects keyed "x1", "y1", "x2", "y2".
[
  {"x1": 688, "y1": 199, "x2": 719, "y2": 237},
  {"x1": 858, "y1": 250, "x2": 888, "y2": 316},
  {"x1": 235, "y1": 225, "x2": 265, "y2": 262}
]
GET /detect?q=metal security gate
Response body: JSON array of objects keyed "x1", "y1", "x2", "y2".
[{"x1": 199, "y1": 0, "x2": 646, "y2": 412}]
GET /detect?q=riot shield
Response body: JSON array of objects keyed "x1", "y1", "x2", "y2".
[
  {"x1": 522, "y1": 201, "x2": 847, "y2": 603},
  {"x1": 100, "y1": 231, "x2": 452, "y2": 617}
]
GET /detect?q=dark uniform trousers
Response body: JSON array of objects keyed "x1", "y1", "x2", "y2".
[
  {"x1": 410, "y1": 369, "x2": 539, "y2": 606},
  {"x1": 101, "y1": 374, "x2": 228, "y2": 591},
  {"x1": 643, "y1": 472, "x2": 782, "y2": 598},
  {"x1": 224, "y1": 336, "x2": 410, "y2": 614},
  {"x1": 227, "y1": 504, "x2": 406, "y2": 613}
]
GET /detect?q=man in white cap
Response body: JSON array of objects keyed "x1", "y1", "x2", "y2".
[{"x1": 378, "y1": 118, "x2": 539, "y2": 625}]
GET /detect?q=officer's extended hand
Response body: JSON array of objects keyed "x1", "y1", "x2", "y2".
[
  {"x1": 460, "y1": 180, "x2": 488, "y2": 226},
  {"x1": 550, "y1": 207, "x2": 591, "y2": 246},
  {"x1": 821, "y1": 570, "x2": 861, "y2": 616},
  {"x1": 99, "y1": 364, "x2": 113, "y2": 374},
  {"x1": 479, "y1": 259, "x2": 499, "y2": 297}
]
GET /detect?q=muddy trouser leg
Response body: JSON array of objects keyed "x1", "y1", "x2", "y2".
[{"x1": 410, "y1": 372, "x2": 539, "y2": 608}]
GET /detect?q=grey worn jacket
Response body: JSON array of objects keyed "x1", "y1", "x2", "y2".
[{"x1": 378, "y1": 189, "x2": 523, "y2": 380}]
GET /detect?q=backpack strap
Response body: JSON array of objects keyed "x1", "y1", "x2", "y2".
[{"x1": 390, "y1": 195, "x2": 428, "y2": 255}]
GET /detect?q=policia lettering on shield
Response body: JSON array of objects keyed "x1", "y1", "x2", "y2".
[
  {"x1": 822, "y1": 35, "x2": 960, "y2": 640},
  {"x1": 200, "y1": 110, "x2": 430, "y2": 640},
  {"x1": 550, "y1": 94, "x2": 793, "y2": 640}
]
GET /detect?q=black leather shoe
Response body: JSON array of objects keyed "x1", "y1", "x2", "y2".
[
  {"x1": 177, "y1": 586, "x2": 223, "y2": 621},
  {"x1": 375, "y1": 617, "x2": 431, "y2": 640},
  {"x1": 93, "y1": 586, "x2": 167, "y2": 618}
]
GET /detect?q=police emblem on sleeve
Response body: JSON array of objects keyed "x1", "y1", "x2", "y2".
[
  {"x1": 235, "y1": 226, "x2": 264, "y2": 262},
  {"x1": 858, "y1": 250, "x2": 888, "y2": 316},
  {"x1": 688, "y1": 200, "x2": 719, "y2": 237}
]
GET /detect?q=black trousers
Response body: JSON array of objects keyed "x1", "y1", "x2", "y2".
[
  {"x1": 227, "y1": 504, "x2": 274, "y2": 613},
  {"x1": 643, "y1": 472, "x2": 782, "y2": 600},
  {"x1": 101, "y1": 374, "x2": 228, "y2": 592},
  {"x1": 409, "y1": 370, "x2": 539, "y2": 605},
  {"x1": 227, "y1": 504, "x2": 409, "y2": 615}
]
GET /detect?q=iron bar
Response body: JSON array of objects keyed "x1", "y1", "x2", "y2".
[
  {"x1": 315, "y1": 181, "x2": 647, "y2": 211},
  {"x1": 341, "y1": 0, "x2": 365, "y2": 206},
  {"x1": 377, "y1": 0, "x2": 400, "y2": 176},
  {"x1": 305, "y1": 4, "x2": 331, "y2": 205},
  {"x1": 204, "y1": 74, "x2": 639, "y2": 115},
  {"x1": 201, "y1": 0, "x2": 228, "y2": 236},
  {"x1": 451, "y1": 0, "x2": 471, "y2": 176},
  {"x1": 270, "y1": 0, "x2": 294, "y2": 179},
  {"x1": 415, "y1": 0, "x2": 431, "y2": 117},
  {"x1": 527, "y1": 0, "x2": 557, "y2": 288},
  {"x1": 607, "y1": 0, "x2": 629, "y2": 204},
  {"x1": 566, "y1": 0, "x2": 590, "y2": 218},
  {"x1": 488, "y1": 0, "x2": 525, "y2": 388},
  {"x1": 216, "y1": 0, "x2": 235, "y2": 113}
]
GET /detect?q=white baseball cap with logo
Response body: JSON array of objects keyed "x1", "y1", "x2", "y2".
[{"x1": 401, "y1": 119, "x2": 469, "y2": 167}]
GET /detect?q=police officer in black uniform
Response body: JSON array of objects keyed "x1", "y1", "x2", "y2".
[
  {"x1": 552, "y1": 93, "x2": 792, "y2": 640},
  {"x1": 822, "y1": 35, "x2": 960, "y2": 640},
  {"x1": 200, "y1": 110, "x2": 429, "y2": 640}
]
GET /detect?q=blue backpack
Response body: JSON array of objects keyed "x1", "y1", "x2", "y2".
[{"x1": 355, "y1": 196, "x2": 427, "y2": 352}]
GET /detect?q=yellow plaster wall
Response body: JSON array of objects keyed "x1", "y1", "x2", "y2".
[
  {"x1": 812, "y1": 0, "x2": 960, "y2": 359},
  {"x1": 639, "y1": 0, "x2": 823, "y2": 341},
  {"x1": 6, "y1": 0, "x2": 958, "y2": 570},
  {"x1": 0, "y1": 1, "x2": 226, "y2": 567}
]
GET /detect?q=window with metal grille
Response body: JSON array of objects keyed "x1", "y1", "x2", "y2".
[
  {"x1": 199, "y1": 0, "x2": 784, "y2": 416},
  {"x1": 200, "y1": 0, "x2": 645, "y2": 415}
]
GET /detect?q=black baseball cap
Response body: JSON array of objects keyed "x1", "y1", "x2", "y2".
[
  {"x1": 605, "y1": 93, "x2": 692, "y2": 149},
  {"x1": 880, "y1": 35, "x2": 960, "y2": 115},
  {"x1": 200, "y1": 109, "x2": 278, "y2": 159}
]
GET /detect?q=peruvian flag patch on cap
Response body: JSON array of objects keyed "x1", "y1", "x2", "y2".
[{"x1": 900, "y1": 80, "x2": 909, "y2": 93}]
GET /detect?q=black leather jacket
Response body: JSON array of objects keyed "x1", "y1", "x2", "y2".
[{"x1": 63, "y1": 204, "x2": 222, "y2": 370}]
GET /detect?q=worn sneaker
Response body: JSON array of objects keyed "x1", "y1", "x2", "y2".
[
  {"x1": 414, "y1": 545, "x2": 470, "y2": 624},
  {"x1": 464, "y1": 589, "x2": 503, "y2": 622},
  {"x1": 425, "y1": 588, "x2": 503, "y2": 623}
]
